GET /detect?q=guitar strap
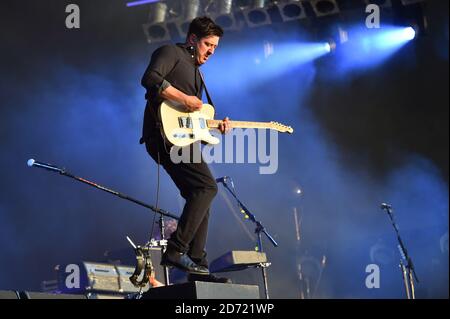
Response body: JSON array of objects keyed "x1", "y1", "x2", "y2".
[{"x1": 198, "y1": 70, "x2": 215, "y2": 108}]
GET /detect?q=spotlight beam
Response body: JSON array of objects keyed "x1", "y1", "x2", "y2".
[{"x1": 333, "y1": 24, "x2": 418, "y2": 73}]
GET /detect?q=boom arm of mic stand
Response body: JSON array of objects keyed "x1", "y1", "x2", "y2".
[
  {"x1": 220, "y1": 180, "x2": 278, "y2": 248},
  {"x1": 261, "y1": 226, "x2": 278, "y2": 248},
  {"x1": 397, "y1": 235, "x2": 420, "y2": 283},
  {"x1": 39, "y1": 164, "x2": 179, "y2": 220},
  {"x1": 383, "y1": 206, "x2": 419, "y2": 283}
]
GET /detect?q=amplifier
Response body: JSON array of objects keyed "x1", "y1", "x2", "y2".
[
  {"x1": 57, "y1": 261, "x2": 150, "y2": 294},
  {"x1": 0, "y1": 290, "x2": 20, "y2": 299}
]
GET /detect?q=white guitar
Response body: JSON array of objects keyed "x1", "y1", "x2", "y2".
[{"x1": 159, "y1": 100, "x2": 294, "y2": 147}]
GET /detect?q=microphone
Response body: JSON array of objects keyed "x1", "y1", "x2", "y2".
[
  {"x1": 215, "y1": 176, "x2": 229, "y2": 183},
  {"x1": 27, "y1": 159, "x2": 63, "y2": 173},
  {"x1": 381, "y1": 203, "x2": 392, "y2": 210},
  {"x1": 216, "y1": 176, "x2": 234, "y2": 188}
]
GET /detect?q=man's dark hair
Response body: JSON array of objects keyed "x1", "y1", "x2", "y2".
[{"x1": 187, "y1": 16, "x2": 224, "y2": 40}]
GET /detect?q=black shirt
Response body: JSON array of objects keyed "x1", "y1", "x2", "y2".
[{"x1": 140, "y1": 43, "x2": 204, "y2": 143}]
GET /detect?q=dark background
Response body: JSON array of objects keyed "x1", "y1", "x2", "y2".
[{"x1": 0, "y1": 0, "x2": 448, "y2": 298}]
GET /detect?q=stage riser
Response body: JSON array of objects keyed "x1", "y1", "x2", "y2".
[
  {"x1": 142, "y1": 282, "x2": 260, "y2": 299},
  {"x1": 19, "y1": 292, "x2": 87, "y2": 299}
]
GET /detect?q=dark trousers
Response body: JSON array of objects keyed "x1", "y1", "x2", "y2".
[{"x1": 145, "y1": 134, "x2": 218, "y2": 268}]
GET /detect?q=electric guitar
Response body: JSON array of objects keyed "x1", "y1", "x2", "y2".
[{"x1": 159, "y1": 100, "x2": 294, "y2": 147}]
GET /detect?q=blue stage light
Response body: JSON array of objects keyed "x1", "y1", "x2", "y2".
[
  {"x1": 331, "y1": 24, "x2": 418, "y2": 74},
  {"x1": 324, "y1": 42, "x2": 332, "y2": 53},
  {"x1": 403, "y1": 26, "x2": 416, "y2": 40}
]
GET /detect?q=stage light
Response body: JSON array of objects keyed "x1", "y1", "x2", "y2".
[
  {"x1": 235, "y1": 0, "x2": 253, "y2": 10},
  {"x1": 363, "y1": 0, "x2": 392, "y2": 8},
  {"x1": 333, "y1": 24, "x2": 418, "y2": 73},
  {"x1": 402, "y1": 26, "x2": 416, "y2": 40},
  {"x1": 310, "y1": 0, "x2": 340, "y2": 17},
  {"x1": 400, "y1": 0, "x2": 425, "y2": 5},
  {"x1": 242, "y1": 0, "x2": 271, "y2": 28},
  {"x1": 175, "y1": 0, "x2": 201, "y2": 38},
  {"x1": 214, "y1": 0, "x2": 234, "y2": 29},
  {"x1": 324, "y1": 42, "x2": 332, "y2": 53},
  {"x1": 314, "y1": 23, "x2": 348, "y2": 56},
  {"x1": 277, "y1": 0, "x2": 307, "y2": 22},
  {"x1": 209, "y1": 0, "x2": 241, "y2": 31},
  {"x1": 147, "y1": 1, "x2": 167, "y2": 24},
  {"x1": 374, "y1": 26, "x2": 417, "y2": 48},
  {"x1": 142, "y1": 2, "x2": 170, "y2": 44}
]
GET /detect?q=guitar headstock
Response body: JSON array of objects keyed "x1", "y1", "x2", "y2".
[{"x1": 270, "y1": 121, "x2": 294, "y2": 134}]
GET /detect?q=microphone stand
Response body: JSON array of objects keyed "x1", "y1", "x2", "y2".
[
  {"x1": 158, "y1": 214, "x2": 170, "y2": 286},
  {"x1": 381, "y1": 204, "x2": 419, "y2": 299},
  {"x1": 218, "y1": 178, "x2": 278, "y2": 299},
  {"x1": 29, "y1": 160, "x2": 179, "y2": 287}
]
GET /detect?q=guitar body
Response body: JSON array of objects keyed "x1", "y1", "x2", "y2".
[
  {"x1": 159, "y1": 100, "x2": 220, "y2": 147},
  {"x1": 159, "y1": 100, "x2": 294, "y2": 147}
]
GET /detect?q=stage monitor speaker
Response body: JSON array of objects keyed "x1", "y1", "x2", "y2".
[
  {"x1": 57, "y1": 261, "x2": 152, "y2": 294},
  {"x1": 19, "y1": 292, "x2": 87, "y2": 299},
  {"x1": 142, "y1": 281, "x2": 260, "y2": 299},
  {"x1": 0, "y1": 290, "x2": 20, "y2": 299}
]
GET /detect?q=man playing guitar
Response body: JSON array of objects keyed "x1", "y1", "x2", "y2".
[{"x1": 140, "y1": 17, "x2": 231, "y2": 283}]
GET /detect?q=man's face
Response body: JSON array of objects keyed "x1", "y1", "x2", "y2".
[{"x1": 194, "y1": 35, "x2": 220, "y2": 65}]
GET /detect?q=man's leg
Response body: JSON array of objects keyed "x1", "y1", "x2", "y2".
[
  {"x1": 168, "y1": 179, "x2": 217, "y2": 254},
  {"x1": 185, "y1": 205, "x2": 232, "y2": 283},
  {"x1": 146, "y1": 139, "x2": 231, "y2": 282},
  {"x1": 188, "y1": 209, "x2": 210, "y2": 268},
  {"x1": 146, "y1": 140, "x2": 217, "y2": 267}
]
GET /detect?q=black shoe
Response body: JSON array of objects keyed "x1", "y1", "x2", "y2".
[
  {"x1": 188, "y1": 273, "x2": 232, "y2": 284},
  {"x1": 161, "y1": 250, "x2": 209, "y2": 275}
]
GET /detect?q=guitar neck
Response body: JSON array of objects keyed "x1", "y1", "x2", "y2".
[{"x1": 207, "y1": 120, "x2": 272, "y2": 130}]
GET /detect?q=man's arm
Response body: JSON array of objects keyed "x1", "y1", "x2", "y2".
[
  {"x1": 141, "y1": 45, "x2": 177, "y2": 92},
  {"x1": 141, "y1": 45, "x2": 202, "y2": 112},
  {"x1": 160, "y1": 86, "x2": 202, "y2": 112},
  {"x1": 163, "y1": 85, "x2": 227, "y2": 131}
]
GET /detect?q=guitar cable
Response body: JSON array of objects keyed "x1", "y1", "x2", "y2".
[
  {"x1": 150, "y1": 124, "x2": 169, "y2": 241},
  {"x1": 131, "y1": 142, "x2": 162, "y2": 293},
  {"x1": 149, "y1": 149, "x2": 161, "y2": 241}
]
